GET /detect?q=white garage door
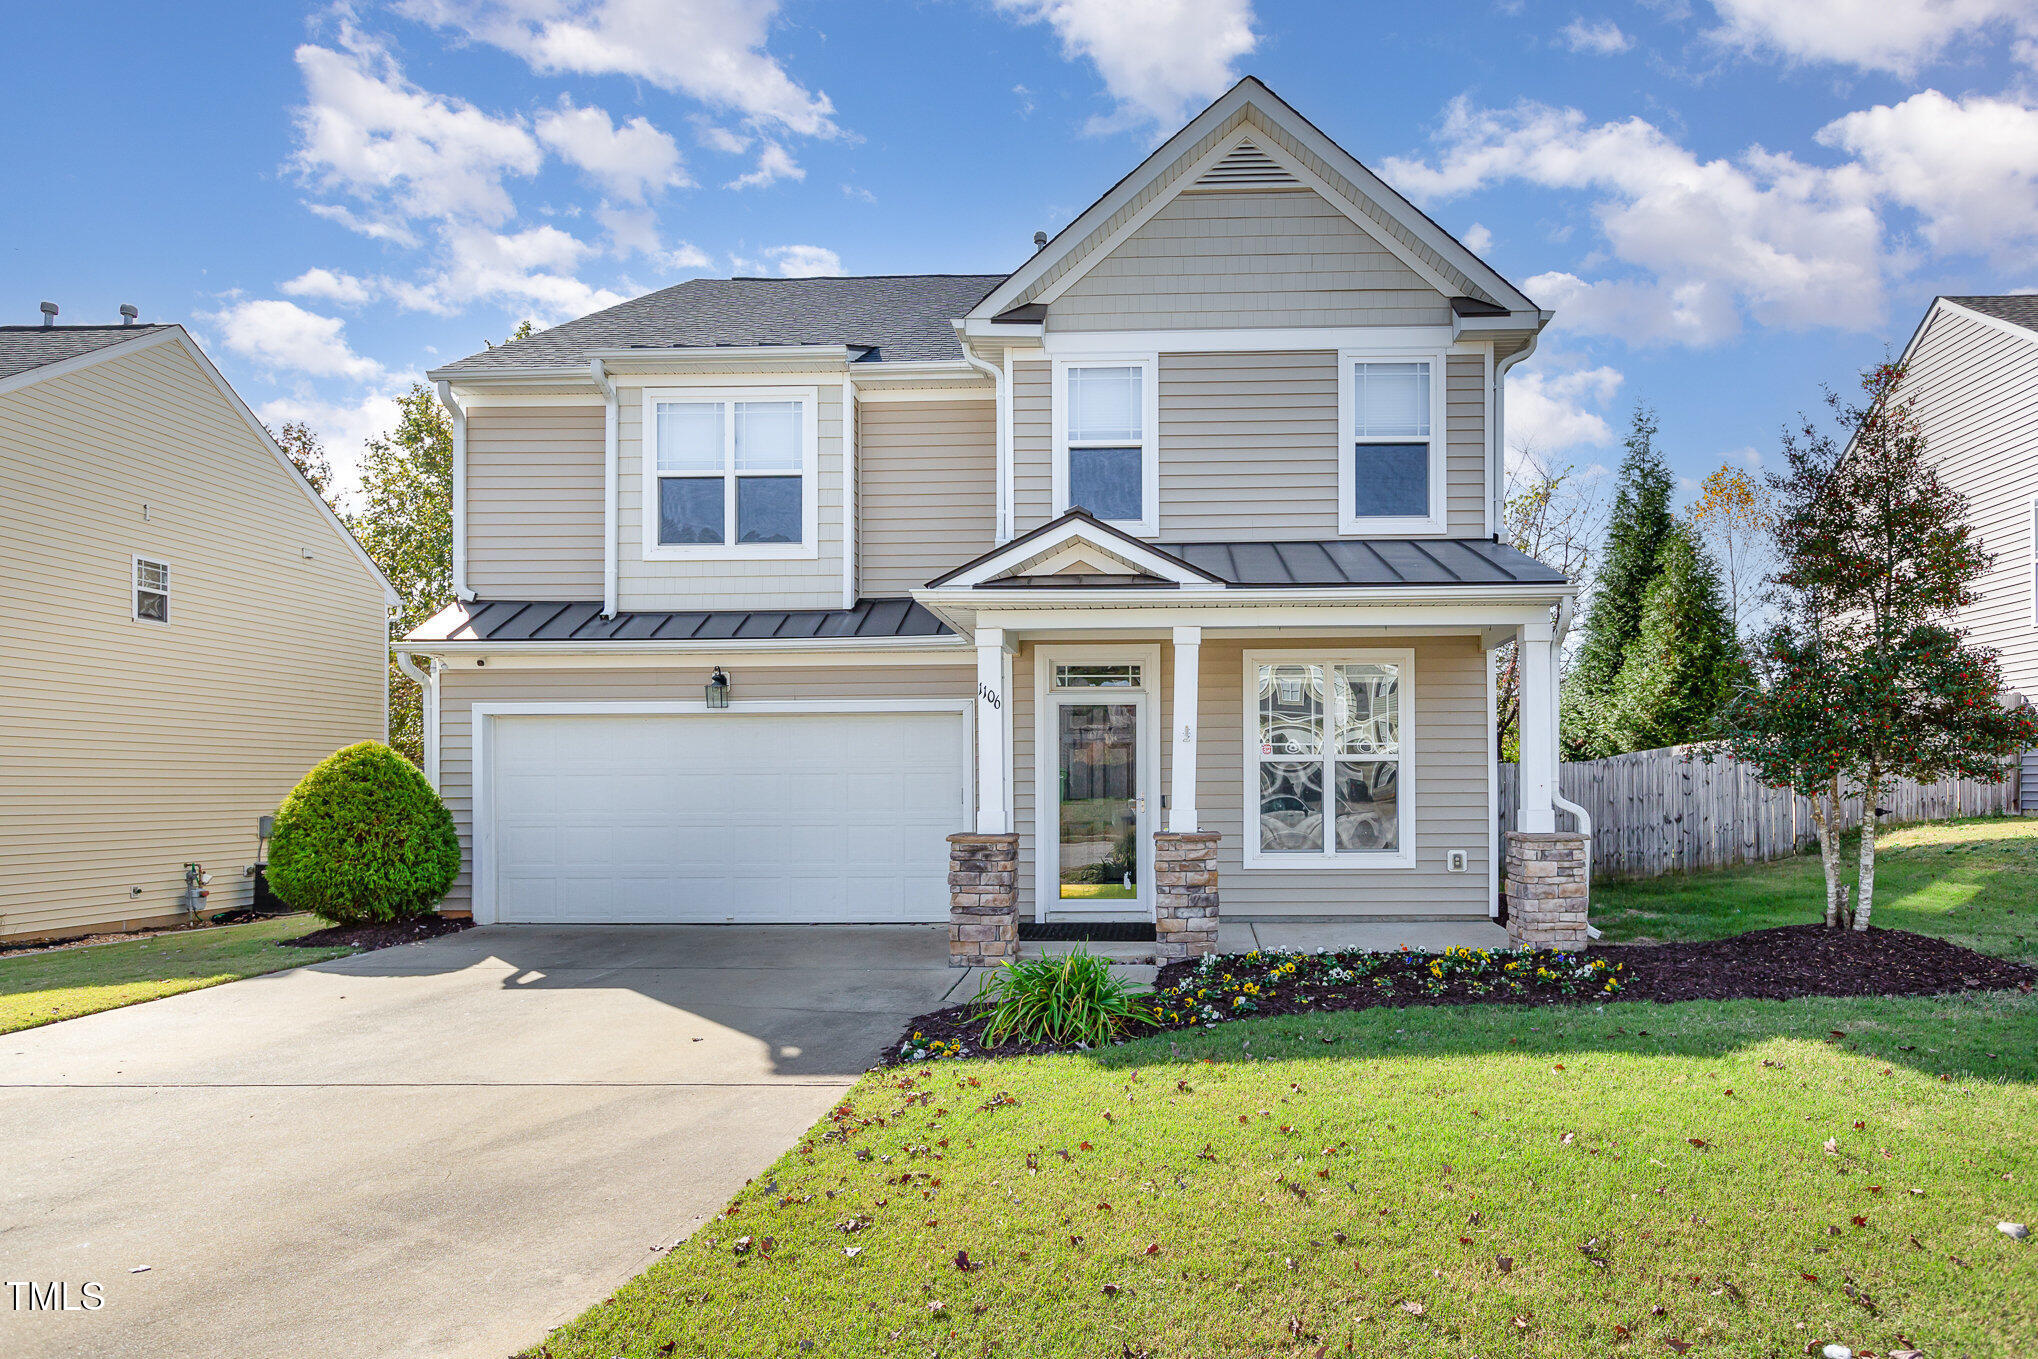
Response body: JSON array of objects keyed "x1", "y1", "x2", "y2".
[{"x1": 484, "y1": 710, "x2": 968, "y2": 924}]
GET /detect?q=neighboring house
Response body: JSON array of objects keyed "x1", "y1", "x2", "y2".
[
  {"x1": 0, "y1": 314, "x2": 399, "y2": 940},
  {"x1": 1892, "y1": 295, "x2": 2038, "y2": 809},
  {"x1": 402, "y1": 78, "x2": 1577, "y2": 933}
]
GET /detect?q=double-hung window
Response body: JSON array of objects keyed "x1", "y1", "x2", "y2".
[
  {"x1": 1055, "y1": 358, "x2": 1156, "y2": 533},
  {"x1": 1245, "y1": 650, "x2": 1412, "y2": 867},
  {"x1": 134, "y1": 557, "x2": 170, "y2": 622},
  {"x1": 645, "y1": 389, "x2": 816, "y2": 557},
  {"x1": 1339, "y1": 353, "x2": 1445, "y2": 534}
]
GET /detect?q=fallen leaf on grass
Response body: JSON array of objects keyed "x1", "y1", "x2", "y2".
[
  {"x1": 1400, "y1": 1301, "x2": 1425, "y2": 1316},
  {"x1": 954, "y1": 1250, "x2": 982, "y2": 1272},
  {"x1": 1825, "y1": 1139, "x2": 1841, "y2": 1156},
  {"x1": 1496, "y1": 1256, "x2": 1514, "y2": 1274},
  {"x1": 1560, "y1": 1132, "x2": 1577, "y2": 1146},
  {"x1": 1663, "y1": 1341, "x2": 1693, "y2": 1354},
  {"x1": 1143, "y1": 1243, "x2": 1161, "y2": 1256},
  {"x1": 1688, "y1": 1138, "x2": 1711, "y2": 1150}
]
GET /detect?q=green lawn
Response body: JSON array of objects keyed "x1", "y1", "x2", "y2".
[
  {"x1": 531, "y1": 818, "x2": 2038, "y2": 1359},
  {"x1": 0, "y1": 914, "x2": 356, "y2": 1033}
]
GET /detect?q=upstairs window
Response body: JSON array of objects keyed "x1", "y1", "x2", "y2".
[
  {"x1": 646, "y1": 390, "x2": 816, "y2": 558},
  {"x1": 1055, "y1": 359, "x2": 1156, "y2": 533},
  {"x1": 134, "y1": 557, "x2": 170, "y2": 623},
  {"x1": 1339, "y1": 354, "x2": 1445, "y2": 534}
]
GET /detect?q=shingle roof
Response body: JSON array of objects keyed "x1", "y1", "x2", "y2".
[
  {"x1": 432, "y1": 275, "x2": 1010, "y2": 376},
  {"x1": 1945, "y1": 295, "x2": 2038, "y2": 334},
  {"x1": 405, "y1": 597, "x2": 958, "y2": 644},
  {"x1": 1164, "y1": 537, "x2": 1567, "y2": 587},
  {"x1": 0, "y1": 324, "x2": 171, "y2": 382}
]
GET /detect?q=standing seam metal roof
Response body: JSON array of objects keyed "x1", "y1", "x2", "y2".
[
  {"x1": 405, "y1": 597, "x2": 956, "y2": 644},
  {"x1": 1164, "y1": 536, "x2": 1565, "y2": 586}
]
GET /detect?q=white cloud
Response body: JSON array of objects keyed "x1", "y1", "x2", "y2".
[
  {"x1": 398, "y1": 0, "x2": 841, "y2": 138},
  {"x1": 1705, "y1": 0, "x2": 2038, "y2": 77},
  {"x1": 1462, "y1": 222, "x2": 1494, "y2": 254},
  {"x1": 302, "y1": 200, "x2": 421, "y2": 247},
  {"x1": 280, "y1": 267, "x2": 376, "y2": 306},
  {"x1": 842, "y1": 184, "x2": 877, "y2": 204},
  {"x1": 763, "y1": 244, "x2": 844, "y2": 277},
  {"x1": 1507, "y1": 362, "x2": 1624, "y2": 454},
  {"x1": 726, "y1": 143, "x2": 802, "y2": 190},
  {"x1": 255, "y1": 388, "x2": 405, "y2": 508},
  {"x1": 692, "y1": 118, "x2": 753, "y2": 155},
  {"x1": 992, "y1": 0, "x2": 1258, "y2": 134},
  {"x1": 1819, "y1": 91, "x2": 2038, "y2": 263},
  {"x1": 205, "y1": 299, "x2": 386, "y2": 383},
  {"x1": 432, "y1": 223, "x2": 629, "y2": 321},
  {"x1": 535, "y1": 99, "x2": 690, "y2": 200},
  {"x1": 1561, "y1": 18, "x2": 1633, "y2": 54},
  {"x1": 596, "y1": 204, "x2": 711, "y2": 272}
]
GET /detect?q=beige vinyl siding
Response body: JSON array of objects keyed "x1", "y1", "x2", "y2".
[
  {"x1": 1012, "y1": 360, "x2": 1052, "y2": 532},
  {"x1": 434, "y1": 662, "x2": 973, "y2": 912},
  {"x1": 616, "y1": 382, "x2": 846, "y2": 611},
  {"x1": 1905, "y1": 307, "x2": 2038, "y2": 695},
  {"x1": 1444, "y1": 353, "x2": 1488, "y2": 536},
  {"x1": 858, "y1": 398, "x2": 997, "y2": 594},
  {"x1": 1051, "y1": 190, "x2": 1452, "y2": 332},
  {"x1": 0, "y1": 340, "x2": 390, "y2": 938},
  {"x1": 466, "y1": 404, "x2": 605, "y2": 599}
]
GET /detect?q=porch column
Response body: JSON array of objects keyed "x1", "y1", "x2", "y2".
[
  {"x1": 1169, "y1": 625, "x2": 1201, "y2": 832},
  {"x1": 975, "y1": 626, "x2": 1010, "y2": 834},
  {"x1": 1518, "y1": 621, "x2": 1557, "y2": 833}
]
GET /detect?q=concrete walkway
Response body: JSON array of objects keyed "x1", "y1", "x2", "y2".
[{"x1": 0, "y1": 924, "x2": 963, "y2": 1359}]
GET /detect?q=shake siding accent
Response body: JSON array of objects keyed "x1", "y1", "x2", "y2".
[
  {"x1": 615, "y1": 383, "x2": 845, "y2": 611},
  {"x1": 0, "y1": 342, "x2": 390, "y2": 938},
  {"x1": 434, "y1": 663, "x2": 973, "y2": 911},
  {"x1": 1012, "y1": 360, "x2": 1053, "y2": 531},
  {"x1": 1904, "y1": 308, "x2": 2038, "y2": 694},
  {"x1": 466, "y1": 404, "x2": 605, "y2": 599},
  {"x1": 1051, "y1": 190, "x2": 1451, "y2": 331},
  {"x1": 857, "y1": 398, "x2": 997, "y2": 594}
]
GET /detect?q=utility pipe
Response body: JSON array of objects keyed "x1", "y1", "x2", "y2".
[
  {"x1": 435, "y1": 381, "x2": 472, "y2": 601},
  {"x1": 954, "y1": 324, "x2": 1011, "y2": 542},
  {"x1": 591, "y1": 359, "x2": 619, "y2": 618},
  {"x1": 394, "y1": 650, "x2": 440, "y2": 790},
  {"x1": 1490, "y1": 331, "x2": 1541, "y2": 537}
]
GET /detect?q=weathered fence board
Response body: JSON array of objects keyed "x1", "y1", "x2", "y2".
[{"x1": 1498, "y1": 745, "x2": 2018, "y2": 882}]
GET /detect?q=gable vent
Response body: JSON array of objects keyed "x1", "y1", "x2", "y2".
[{"x1": 1190, "y1": 139, "x2": 1300, "y2": 191}]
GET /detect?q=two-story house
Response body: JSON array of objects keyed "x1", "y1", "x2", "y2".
[
  {"x1": 402, "y1": 78, "x2": 1577, "y2": 939},
  {"x1": 1889, "y1": 295, "x2": 2038, "y2": 808}
]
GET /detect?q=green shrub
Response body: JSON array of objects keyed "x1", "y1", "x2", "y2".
[
  {"x1": 267, "y1": 741, "x2": 461, "y2": 925},
  {"x1": 974, "y1": 949, "x2": 1155, "y2": 1047}
]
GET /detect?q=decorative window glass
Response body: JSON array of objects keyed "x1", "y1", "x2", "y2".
[
  {"x1": 1054, "y1": 663, "x2": 1142, "y2": 689},
  {"x1": 1063, "y1": 364, "x2": 1147, "y2": 524},
  {"x1": 1252, "y1": 659, "x2": 1404, "y2": 859},
  {"x1": 652, "y1": 397, "x2": 806, "y2": 547},
  {"x1": 1349, "y1": 359, "x2": 1433, "y2": 521},
  {"x1": 134, "y1": 558, "x2": 170, "y2": 622}
]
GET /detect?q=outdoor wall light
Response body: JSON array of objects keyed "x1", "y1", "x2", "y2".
[{"x1": 706, "y1": 666, "x2": 731, "y2": 709}]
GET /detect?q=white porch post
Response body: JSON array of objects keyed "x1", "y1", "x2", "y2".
[
  {"x1": 1518, "y1": 621, "x2": 1557, "y2": 833},
  {"x1": 976, "y1": 627, "x2": 1010, "y2": 833},
  {"x1": 1170, "y1": 625, "x2": 1201, "y2": 831}
]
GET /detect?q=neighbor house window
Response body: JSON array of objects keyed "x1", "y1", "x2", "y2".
[
  {"x1": 1245, "y1": 651, "x2": 1412, "y2": 867},
  {"x1": 134, "y1": 557, "x2": 170, "y2": 622},
  {"x1": 1339, "y1": 354, "x2": 1445, "y2": 533},
  {"x1": 1055, "y1": 358, "x2": 1156, "y2": 532},
  {"x1": 645, "y1": 390, "x2": 815, "y2": 557}
]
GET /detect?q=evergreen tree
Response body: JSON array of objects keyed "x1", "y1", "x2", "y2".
[
  {"x1": 355, "y1": 384, "x2": 453, "y2": 766},
  {"x1": 1571, "y1": 405, "x2": 1675, "y2": 699},
  {"x1": 1603, "y1": 523, "x2": 1741, "y2": 751}
]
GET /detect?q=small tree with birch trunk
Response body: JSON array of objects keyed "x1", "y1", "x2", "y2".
[{"x1": 1723, "y1": 361, "x2": 2038, "y2": 929}]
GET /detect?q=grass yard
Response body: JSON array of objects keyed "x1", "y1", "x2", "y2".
[
  {"x1": 0, "y1": 914, "x2": 355, "y2": 1034},
  {"x1": 532, "y1": 817, "x2": 2038, "y2": 1359}
]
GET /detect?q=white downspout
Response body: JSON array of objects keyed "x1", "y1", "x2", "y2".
[
  {"x1": 591, "y1": 360, "x2": 619, "y2": 617},
  {"x1": 1547, "y1": 593, "x2": 1597, "y2": 936},
  {"x1": 841, "y1": 377, "x2": 858, "y2": 610},
  {"x1": 394, "y1": 649, "x2": 440, "y2": 790},
  {"x1": 436, "y1": 381, "x2": 473, "y2": 602},
  {"x1": 1490, "y1": 331, "x2": 1541, "y2": 538},
  {"x1": 955, "y1": 325, "x2": 1010, "y2": 543}
]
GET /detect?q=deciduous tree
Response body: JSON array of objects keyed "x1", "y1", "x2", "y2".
[{"x1": 356, "y1": 384, "x2": 454, "y2": 765}]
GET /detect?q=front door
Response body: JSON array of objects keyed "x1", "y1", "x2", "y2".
[{"x1": 1055, "y1": 699, "x2": 1142, "y2": 909}]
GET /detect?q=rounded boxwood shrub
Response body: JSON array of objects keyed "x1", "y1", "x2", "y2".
[{"x1": 267, "y1": 741, "x2": 461, "y2": 925}]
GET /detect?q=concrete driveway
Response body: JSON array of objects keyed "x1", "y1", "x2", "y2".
[{"x1": 0, "y1": 924, "x2": 964, "y2": 1359}]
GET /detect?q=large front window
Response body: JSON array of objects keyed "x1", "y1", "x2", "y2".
[
  {"x1": 1340, "y1": 354, "x2": 1444, "y2": 533},
  {"x1": 648, "y1": 393, "x2": 811, "y2": 553},
  {"x1": 1248, "y1": 652, "x2": 1410, "y2": 864},
  {"x1": 1057, "y1": 359, "x2": 1155, "y2": 531}
]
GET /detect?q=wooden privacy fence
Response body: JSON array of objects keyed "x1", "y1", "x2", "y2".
[{"x1": 1498, "y1": 745, "x2": 2018, "y2": 882}]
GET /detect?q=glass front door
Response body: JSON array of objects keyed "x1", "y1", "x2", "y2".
[{"x1": 1057, "y1": 701, "x2": 1141, "y2": 903}]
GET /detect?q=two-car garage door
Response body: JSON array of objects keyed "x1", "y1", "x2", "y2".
[{"x1": 483, "y1": 710, "x2": 968, "y2": 924}]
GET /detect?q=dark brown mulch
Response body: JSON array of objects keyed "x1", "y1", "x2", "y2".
[
  {"x1": 892, "y1": 925, "x2": 2033, "y2": 1063},
  {"x1": 282, "y1": 915, "x2": 474, "y2": 951}
]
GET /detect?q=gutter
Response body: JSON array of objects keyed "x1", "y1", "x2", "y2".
[
  {"x1": 435, "y1": 381, "x2": 473, "y2": 601},
  {"x1": 393, "y1": 650, "x2": 440, "y2": 789},
  {"x1": 953, "y1": 324, "x2": 1012, "y2": 542},
  {"x1": 591, "y1": 359, "x2": 619, "y2": 617},
  {"x1": 1490, "y1": 331, "x2": 1541, "y2": 540}
]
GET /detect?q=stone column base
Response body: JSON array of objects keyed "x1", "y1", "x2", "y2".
[
  {"x1": 1153, "y1": 831, "x2": 1221, "y2": 961},
  {"x1": 948, "y1": 833, "x2": 1018, "y2": 967},
  {"x1": 1504, "y1": 831, "x2": 1590, "y2": 949}
]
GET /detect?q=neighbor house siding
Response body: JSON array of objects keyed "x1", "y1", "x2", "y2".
[
  {"x1": 465, "y1": 403, "x2": 605, "y2": 599},
  {"x1": 857, "y1": 398, "x2": 998, "y2": 594},
  {"x1": 434, "y1": 661, "x2": 975, "y2": 912},
  {"x1": 0, "y1": 340, "x2": 390, "y2": 938}
]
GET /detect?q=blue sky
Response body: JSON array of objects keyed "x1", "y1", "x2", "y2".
[{"x1": 6, "y1": 1, "x2": 2035, "y2": 504}]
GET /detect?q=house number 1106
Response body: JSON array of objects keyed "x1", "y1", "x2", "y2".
[{"x1": 978, "y1": 683, "x2": 1002, "y2": 710}]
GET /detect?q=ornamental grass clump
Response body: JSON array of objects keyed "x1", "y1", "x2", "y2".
[
  {"x1": 973, "y1": 949, "x2": 1157, "y2": 1048},
  {"x1": 267, "y1": 741, "x2": 461, "y2": 925}
]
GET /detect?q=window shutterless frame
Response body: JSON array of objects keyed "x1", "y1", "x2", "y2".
[
  {"x1": 1051, "y1": 355, "x2": 1159, "y2": 536},
  {"x1": 1337, "y1": 350, "x2": 1448, "y2": 536},
  {"x1": 1241, "y1": 647, "x2": 1415, "y2": 870},
  {"x1": 132, "y1": 555, "x2": 171, "y2": 623},
  {"x1": 639, "y1": 386, "x2": 820, "y2": 561}
]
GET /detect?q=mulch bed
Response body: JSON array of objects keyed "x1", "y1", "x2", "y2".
[
  {"x1": 892, "y1": 925, "x2": 2033, "y2": 1063},
  {"x1": 281, "y1": 915, "x2": 474, "y2": 951}
]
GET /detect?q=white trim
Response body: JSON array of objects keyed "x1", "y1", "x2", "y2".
[
  {"x1": 1000, "y1": 348, "x2": 1016, "y2": 542},
  {"x1": 976, "y1": 627, "x2": 1011, "y2": 832},
  {"x1": 1240, "y1": 647, "x2": 1416, "y2": 871},
  {"x1": 132, "y1": 553, "x2": 172, "y2": 624},
  {"x1": 587, "y1": 345, "x2": 854, "y2": 365},
  {"x1": 637, "y1": 385, "x2": 821, "y2": 562},
  {"x1": 449, "y1": 391, "x2": 600, "y2": 407},
  {"x1": 438, "y1": 380, "x2": 472, "y2": 602},
  {"x1": 851, "y1": 386, "x2": 993, "y2": 403},
  {"x1": 2030, "y1": 493, "x2": 2038, "y2": 629},
  {"x1": 1481, "y1": 342, "x2": 1496, "y2": 538},
  {"x1": 1485, "y1": 642, "x2": 1501, "y2": 917},
  {"x1": 468, "y1": 698, "x2": 974, "y2": 926},
  {"x1": 1043, "y1": 326, "x2": 1461, "y2": 356},
  {"x1": 842, "y1": 378, "x2": 858, "y2": 610},
  {"x1": 1033, "y1": 643, "x2": 1162, "y2": 920},
  {"x1": 1051, "y1": 355, "x2": 1160, "y2": 536},
  {"x1": 591, "y1": 361, "x2": 619, "y2": 617},
  {"x1": 1337, "y1": 349, "x2": 1449, "y2": 536},
  {"x1": 934, "y1": 517, "x2": 1221, "y2": 589},
  {"x1": 1170, "y1": 624, "x2": 1202, "y2": 832}
]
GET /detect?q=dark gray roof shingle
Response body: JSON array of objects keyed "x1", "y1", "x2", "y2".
[
  {"x1": 1164, "y1": 537, "x2": 1566, "y2": 587},
  {"x1": 1945, "y1": 295, "x2": 2038, "y2": 334},
  {"x1": 432, "y1": 275, "x2": 1009, "y2": 375},
  {"x1": 405, "y1": 596, "x2": 958, "y2": 644},
  {"x1": 0, "y1": 325, "x2": 172, "y2": 382}
]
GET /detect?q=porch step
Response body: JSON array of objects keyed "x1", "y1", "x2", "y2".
[{"x1": 1017, "y1": 920, "x2": 1155, "y2": 943}]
